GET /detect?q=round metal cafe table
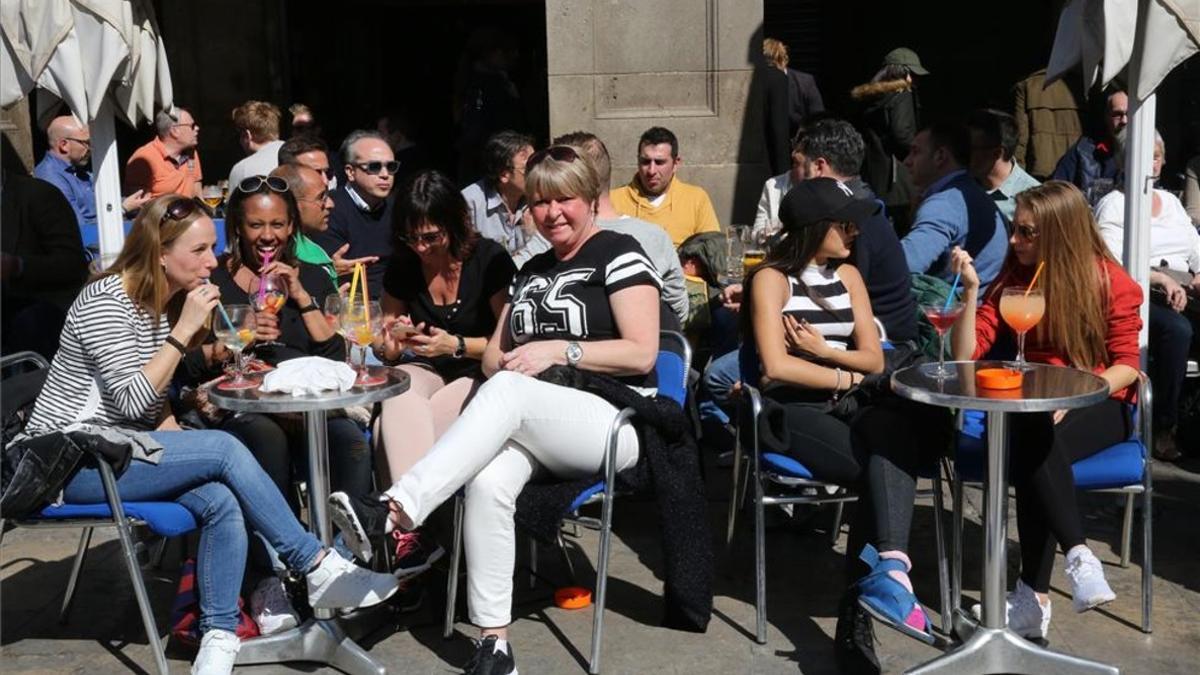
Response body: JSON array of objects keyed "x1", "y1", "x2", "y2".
[
  {"x1": 891, "y1": 360, "x2": 1116, "y2": 675},
  {"x1": 208, "y1": 366, "x2": 408, "y2": 675}
]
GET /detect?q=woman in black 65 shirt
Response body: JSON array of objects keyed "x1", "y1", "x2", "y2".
[{"x1": 330, "y1": 146, "x2": 661, "y2": 675}]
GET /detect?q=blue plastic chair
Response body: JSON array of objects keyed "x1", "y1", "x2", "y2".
[
  {"x1": 442, "y1": 330, "x2": 691, "y2": 674},
  {"x1": 0, "y1": 352, "x2": 197, "y2": 675},
  {"x1": 726, "y1": 340, "x2": 952, "y2": 644},
  {"x1": 950, "y1": 375, "x2": 1153, "y2": 633}
]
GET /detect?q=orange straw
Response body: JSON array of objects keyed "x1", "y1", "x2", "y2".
[{"x1": 1024, "y1": 261, "x2": 1045, "y2": 297}]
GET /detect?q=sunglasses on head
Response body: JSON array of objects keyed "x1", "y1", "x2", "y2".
[
  {"x1": 354, "y1": 160, "x2": 401, "y2": 176},
  {"x1": 400, "y1": 230, "x2": 446, "y2": 247},
  {"x1": 236, "y1": 175, "x2": 290, "y2": 194},
  {"x1": 158, "y1": 197, "x2": 210, "y2": 227},
  {"x1": 525, "y1": 146, "x2": 579, "y2": 172}
]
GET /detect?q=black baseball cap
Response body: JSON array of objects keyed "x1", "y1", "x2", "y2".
[{"x1": 778, "y1": 177, "x2": 880, "y2": 232}]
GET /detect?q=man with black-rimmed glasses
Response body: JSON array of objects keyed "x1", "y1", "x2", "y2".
[
  {"x1": 311, "y1": 130, "x2": 397, "y2": 298},
  {"x1": 34, "y1": 114, "x2": 151, "y2": 226},
  {"x1": 125, "y1": 106, "x2": 203, "y2": 198}
]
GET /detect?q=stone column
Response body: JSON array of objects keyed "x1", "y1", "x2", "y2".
[{"x1": 545, "y1": 0, "x2": 767, "y2": 226}]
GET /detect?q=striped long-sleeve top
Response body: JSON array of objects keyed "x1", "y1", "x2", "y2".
[{"x1": 24, "y1": 274, "x2": 171, "y2": 436}]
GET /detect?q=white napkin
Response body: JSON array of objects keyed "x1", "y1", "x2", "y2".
[{"x1": 259, "y1": 357, "x2": 358, "y2": 397}]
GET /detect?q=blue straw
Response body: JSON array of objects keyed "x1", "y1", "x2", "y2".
[
  {"x1": 206, "y1": 279, "x2": 237, "y2": 334},
  {"x1": 943, "y1": 272, "x2": 961, "y2": 311}
]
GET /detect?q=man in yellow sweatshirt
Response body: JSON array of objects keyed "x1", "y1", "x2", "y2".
[{"x1": 610, "y1": 126, "x2": 722, "y2": 246}]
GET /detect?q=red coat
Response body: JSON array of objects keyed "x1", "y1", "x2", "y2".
[{"x1": 972, "y1": 257, "x2": 1142, "y2": 402}]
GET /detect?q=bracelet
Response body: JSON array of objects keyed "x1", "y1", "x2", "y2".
[
  {"x1": 165, "y1": 335, "x2": 187, "y2": 356},
  {"x1": 298, "y1": 300, "x2": 319, "y2": 314},
  {"x1": 832, "y1": 367, "x2": 843, "y2": 401}
]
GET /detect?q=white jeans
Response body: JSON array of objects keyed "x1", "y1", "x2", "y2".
[{"x1": 383, "y1": 370, "x2": 640, "y2": 627}]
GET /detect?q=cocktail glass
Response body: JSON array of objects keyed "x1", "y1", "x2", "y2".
[
  {"x1": 920, "y1": 301, "x2": 965, "y2": 381},
  {"x1": 214, "y1": 304, "x2": 258, "y2": 390},
  {"x1": 250, "y1": 274, "x2": 289, "y2": 347},
  {"x1": 341, "y1": 300, "x2": 387, "y2": 386},
  {"x1": 999, "y1": 287, "x2": 1045, "y2": 370}
]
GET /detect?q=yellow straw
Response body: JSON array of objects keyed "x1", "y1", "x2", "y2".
[
  {"x1": 361, "y1": 266, "x2": 371, "y2": 324},
  {"x1": 348, "y1": 263, "x2": 362, "y2": 311},
  {"x1": 1024, "y1": 261, "x2": 1045, "y2": 297}
]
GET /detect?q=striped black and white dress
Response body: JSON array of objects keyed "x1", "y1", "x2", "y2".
[
  {"x1": 24, "y1": 274, "x2": 171, "y2": 437},
  {"x1": 783, "y1": 264, "x2": 855, "y2": 352}
]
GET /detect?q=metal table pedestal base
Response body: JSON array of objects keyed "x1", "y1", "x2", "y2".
[
  {"x1": 906, "y1": 626, "x2": 1118, "y2": 675},
  {"x1": 236, "y1": 617, "x2": 384, "y2": 675}
]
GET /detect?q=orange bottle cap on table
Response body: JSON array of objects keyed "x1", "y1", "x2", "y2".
[{"x1": 976, "y1": 368, "x2": 1023, "y2": 390}]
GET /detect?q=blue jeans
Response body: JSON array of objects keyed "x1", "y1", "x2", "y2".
[
  {"x1": 699, "y1": 349, "x2": 741, "y2": 424},
  {"x1": 61, "y1": 430, "x2": 324, "y2": 634}
]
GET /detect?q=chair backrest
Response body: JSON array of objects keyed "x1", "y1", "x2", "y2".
[
  {"x1": 656, "y1": 330, "x2": 691, "y2": 407},
  {"x1": 1, "y1": 352, "x2": 50, "y2": 445}
]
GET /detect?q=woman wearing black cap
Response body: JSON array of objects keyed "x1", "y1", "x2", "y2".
[{"x1": 743, "y1": 177, "x2": 949, "y2": 648}]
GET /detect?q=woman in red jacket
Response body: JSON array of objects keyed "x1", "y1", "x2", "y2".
[{"x1": 950, "y1": 180, "x2": 1141, "y2": 640}]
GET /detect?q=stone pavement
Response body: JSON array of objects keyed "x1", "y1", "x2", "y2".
[{"x1": 3, "y1": 457, "x2": 1199, "y2": 674}]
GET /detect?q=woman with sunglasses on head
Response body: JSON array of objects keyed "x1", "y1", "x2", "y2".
[
  {"x1": 742, "y1": 178, "x2": 950, "y2": 651},
  {"x1": 182, "y1": 175, "x2": 375, "y2": 635},
  {"x1": 19, "y1": 195, "x2": 400, "y2": 675},
  {"x1": 329, "y1": 146, "x2": 663, "y2": 674},
  {"x1": 368, "y1": 170, "x2": 516, "y2": 577},
  {"x1": 950, "y1": 181, "x2": 1140, "y2": 640}
]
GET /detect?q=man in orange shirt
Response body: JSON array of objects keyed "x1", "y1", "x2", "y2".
[{"x1": 124, "y1": 107, "x2": 203, "y2": 198}]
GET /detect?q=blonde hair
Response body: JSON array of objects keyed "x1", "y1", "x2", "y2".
[
  {"x1": 999, "y1": 181, "x2": 1116, "y2": 369},
  {"x1": 101, "y1": 194, "x2": 213, "y2": 343},
  {"x1": 763, "y1": 38, "x2": 789, "y2": 69},
  {"x1": 231, "y1": 100, "x2": 281, "y2": 142},
  {"x1": 525, "y1": 145, "x2": 602, "y2": 205}
]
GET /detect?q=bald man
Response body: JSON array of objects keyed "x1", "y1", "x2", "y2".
[
  {"x1": 33, "y1": 115, "x2": 151, "y2": 226},
  {"x1": 271, "y1": 163, "x2": 340, "y2": 285}
]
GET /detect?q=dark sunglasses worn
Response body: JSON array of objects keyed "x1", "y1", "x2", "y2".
[
  {"x1": 158, "y1": 197, "x2": 211, "y2": 227},
  {"x1": 400, "y1": 230, "x2": 446, "y2": 247},
  {"x1": 354, "y1": 160, "x2": 401, "y2": 176},
  {"x1": 1014, "y1": 224, "x2": 1040, "y2": 241},
  {"x1": 525, "y1": 146, "x2": 579, "y2": 172},
  {"x1": 237, "y1": 175, "x2": 291, "y2": 194}
]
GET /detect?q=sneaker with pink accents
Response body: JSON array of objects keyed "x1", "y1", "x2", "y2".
[{"x1": 390, "y1": 528, "x2": 445, "y2": 579}]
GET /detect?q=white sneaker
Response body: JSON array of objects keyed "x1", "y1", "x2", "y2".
[
  {"x1": 970, "y1": 579, "x2": 1051, "y2": 639},
  {"x1": 1065, "y1": 546, "x2": 1116, "y2": 612},
  {"x1": 191, "y1": 629, "x2": 240, "y2": 675},
  {"x1": 306, "y1": 549, "x2": 399, "y2": 610},
  {"x1": 249, "y1": 576, "x2": 299, "y2": 635}
]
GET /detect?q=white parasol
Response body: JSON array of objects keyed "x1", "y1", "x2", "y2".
[{"x1": 1, "y1": 0, "x2": 174, "y2": 261}]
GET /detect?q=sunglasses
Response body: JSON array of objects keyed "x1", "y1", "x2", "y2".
[
  {"x1": 1014, "y1": 224, "x2": 1040, "y2": 241},
  {"x1": 525, "y1": 146, "x2": 579, "y2": 172},
  {"x1": 400, "y1": 230, "x2": 446, "y2": 247},
  {"x1": 158, "y1": 197, "x2": 211, "y2": 228},
  {"x1": 236, "y1": 175, "x2": 290, "y2": 194},
  {"x1": 172, "y1": 122, "x2": 199, "y2": 130},
  {"x1": 354, "y1": 160, "x2": 401, "y2": 176}
]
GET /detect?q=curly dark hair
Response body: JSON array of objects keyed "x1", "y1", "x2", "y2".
[{"x1": 223, "y1": 177, "x2": 301, "y2": 274}]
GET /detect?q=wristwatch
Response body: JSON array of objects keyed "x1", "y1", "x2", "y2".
[
  {"x1": 565, "y1": 341, "x2": 583, "y2": 367},
  {"x1": 298, "y1": 299, "x2": 319, "y2": 314},
  {"x1": 452, "y1": 335, "x2": 466, "y2": 359}
]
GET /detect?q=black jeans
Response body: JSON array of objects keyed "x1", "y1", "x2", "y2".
[
  {"x1": 220, "y1": 413, "x2": 372, "y2": 572},
  {"x1": 1008, "y1": 398, "x2": 1131, "y2": 592},
  {"x1": 768, "y1": 394, "x2": 950, "y2": 555},
  {"x1": 1148, "y1": 302, "x2": 1196, "y2": 430}
]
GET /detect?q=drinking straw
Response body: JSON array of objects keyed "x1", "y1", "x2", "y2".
[
  {"x1": 257, "y1": 249, "x2": 276, "y2": 305},
  {"x1": 1024, "y1": 261, "x2": 1045, "y2": 297},
  {"x1": 205, "y1": 279, "x2": 237, "y2": 334},
  {"x1": 943, "y1": 272, "x2": 961, "y2": 311},
  {"x1": 348, "y1": 262, "x2": 362, "y2": 312},
  {"x1": 361, "y1": 267, "x2": 371, "y2": 324}
]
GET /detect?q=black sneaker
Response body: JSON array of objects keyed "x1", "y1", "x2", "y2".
[
  {"x1": 835, "y1": 587, "x2": 881, "y2": 675},
  {"x1": 328, "y1": 491, "x2": 390, "y2": 562},
  {"x1": 390, "y1": 528, "x2": 446, "y2": 579},
  {"x1": 463, "y1": 635, "x2": 517, "y2": 675}
]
